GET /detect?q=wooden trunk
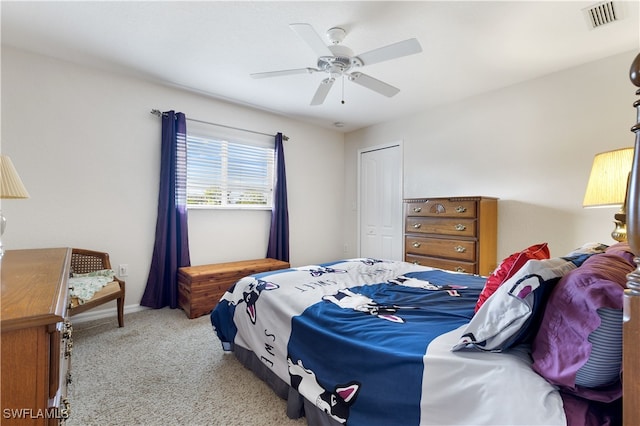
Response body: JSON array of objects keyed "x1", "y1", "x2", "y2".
[{"x1": 177, "y1": 258, "x2": 290, "y2": 319}]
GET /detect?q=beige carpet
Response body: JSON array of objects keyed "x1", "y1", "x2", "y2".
[{"x1": 67, "y1": 308, "x2": 306, "y2": 426}]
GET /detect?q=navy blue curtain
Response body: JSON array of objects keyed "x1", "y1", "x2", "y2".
[
  {"x1": 266, "y1": 133, "x2": 289, "y2": 262},
  {"x1": 141, "y1": 110, "x2": 191, "y2": 309}
]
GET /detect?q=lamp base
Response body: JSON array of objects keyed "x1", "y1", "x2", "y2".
[{"x1": 612, "y1": 211, "x2": 627, "y2": 242}]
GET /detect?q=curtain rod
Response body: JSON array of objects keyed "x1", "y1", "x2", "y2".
[{"x1": 150, "y1": 109, "x2": 288, "y2": 141}]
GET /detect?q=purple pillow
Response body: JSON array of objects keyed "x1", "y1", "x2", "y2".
[
  {"x1": 605, "y1": 241, "x2": 636, "y2": 265},
  {"x1": 531, "y1": 251, "x2": 633, "y2": 402}
]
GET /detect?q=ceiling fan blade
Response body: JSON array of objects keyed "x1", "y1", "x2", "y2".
[
  {"x1": 349, "y1": 72, "x2": 399, "y2": 97},
  {"x1": 310, "y1": 78, "x2": 335, "y2": 106},
  {"x1": 356, "y1": 38, "x2": 422, "y2": 66},
  {"x1": 290, "y1": 23, "x2": 333, "y2": 58},
  {"x1": 250, "y1": 68, "x2": 316, "y2": 79}
]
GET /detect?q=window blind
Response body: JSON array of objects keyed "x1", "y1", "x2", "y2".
[{"x1": 186, "y1": 134, "x2": 274, "y2": 208}]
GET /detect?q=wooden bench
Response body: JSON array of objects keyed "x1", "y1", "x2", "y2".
[{"x1": 177, "y1": 258, "x2": 290, "y2": 319}]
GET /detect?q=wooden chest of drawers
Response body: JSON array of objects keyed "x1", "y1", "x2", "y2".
[
  {"x1": 404, "y1": 197, "x2": 498, "y2": 276},
  {"x1": 1, "y1": 248, "x2": 72, "y2": 425},
  {"x1": 178, "y1": 258, "x2": 290, "y2": 319}
]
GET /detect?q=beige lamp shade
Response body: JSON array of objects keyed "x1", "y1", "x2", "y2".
[
  {"x1": 583, "y1": 148, "x2": 634, "y2": 207},
  {"x1": 0, "y1": 155, "x2": 30, "y2": 199}
]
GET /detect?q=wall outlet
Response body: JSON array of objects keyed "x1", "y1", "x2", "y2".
[{"x1": 118, "y1": 264, "x2": 129, "y2": 277}]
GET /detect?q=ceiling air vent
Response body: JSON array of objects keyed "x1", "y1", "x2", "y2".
[{"x1": 583, "y1": 1, "x2": 621, "y2": 29}]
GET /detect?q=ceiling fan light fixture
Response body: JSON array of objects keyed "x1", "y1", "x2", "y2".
[{"x1": 328, "y1": 44, "x2": 354, "y2": 58}]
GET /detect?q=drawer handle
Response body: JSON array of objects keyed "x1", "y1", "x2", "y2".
[
  {"x1": 455, "y1": 267, "x2": 466, "y2": 272},
  {"x1": 454, "y1": 245, "x2": 466, "y2": 253},
  {"x1": 65, "y1": 341, "x2": 73, "y2": 359},
  {"x1": 412, "y1": 261, "x2": 421, "y2": 265},
  {"x1": 455, "y1": 206, "x2": 467, "y2": 213},
  {"x1": 63, "y1": 320, "x2": 73, "y2": 340},
  {"x1": 454, "y1": 224, "x2": 466, "y2": 231},
  {"x1": 412, "y1": 242, "x2": 421, "y2": 248},
  {"x1": 412, "y1": 207, "x2": 422, "y2": 213},
  {"x1": 60, "y1": 397, "x2": 71, "y2": 419},
  {"x1": 413, "y1": 223, "x2": 421, "y2": 229}
]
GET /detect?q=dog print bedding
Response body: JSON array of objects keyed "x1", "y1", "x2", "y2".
[{"x1": 210, "y1": 258, "x2": 566, "y2": 425}]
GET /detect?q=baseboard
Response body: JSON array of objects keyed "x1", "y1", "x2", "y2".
[{"x1": 69, "y1": 304, "x2": 148, "y2": 324}]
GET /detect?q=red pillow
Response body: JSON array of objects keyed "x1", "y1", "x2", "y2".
[{"x1": 474, "y1": 243, "x2": 550, "y2": 312}]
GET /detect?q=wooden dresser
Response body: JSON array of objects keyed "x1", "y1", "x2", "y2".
[
  {"x1": 1, "y1": 248, "x2": 72, "y2": 425},
  {"x1": 404, "y1": 197, "x2": 498, "y2": 276}
]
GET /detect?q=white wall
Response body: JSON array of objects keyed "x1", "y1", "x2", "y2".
[
  {"x1": 1, "y1": 47, "x2": 346, "y2": 314},
  {"x1": 344, "y1": 50, "x2": 639, "y2": 260},
  {"x1": 3, "y1": 46, "x2": 638, "y2": 319}
]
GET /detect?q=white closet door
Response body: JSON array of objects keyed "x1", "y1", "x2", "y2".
[{"x1": 359, "y1": 143, "x2": 402, "y2": 260}]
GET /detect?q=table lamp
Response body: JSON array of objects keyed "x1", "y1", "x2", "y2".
[
  {"x1": 583, "y1": 147, "x2": 634, "y2": 242},
  {"x1": 0, "y1": 155, "x2": 30, "y2": 258}
]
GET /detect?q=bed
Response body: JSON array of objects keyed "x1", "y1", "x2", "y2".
[{"x1": 210, "y1": 52, "x2": 640, "y2": 425}]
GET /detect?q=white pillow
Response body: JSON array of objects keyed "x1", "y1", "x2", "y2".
[{"x1": 452, "y1": 257, "x2": 578, "y2": 352}]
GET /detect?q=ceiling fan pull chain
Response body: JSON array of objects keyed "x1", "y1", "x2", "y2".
[{"x1": 341, "y1": 75, "x2": 345, "y2": 104}]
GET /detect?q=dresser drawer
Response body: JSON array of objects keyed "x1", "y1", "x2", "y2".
[
  {"x1": 405, "y1": 236, "x2": 476, "y2": 262},
  {"x1": 405, "y1": 199, "x2": 477, "y2": 218},
  {"x1": 405, "y1": 254, "x2": 477, "y2": 274},
  {"x1": 405, "y1": 217, "x2": 476, "y2": 237}
]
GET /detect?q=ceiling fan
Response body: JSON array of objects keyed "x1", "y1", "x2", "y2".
[{"x1": 250, "y1": 23, "x2": 422, "y2": 106}]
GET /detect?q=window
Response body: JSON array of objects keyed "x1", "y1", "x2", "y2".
[{"x1": 186, "y1": 132, "x2": 274, "y2": 209}]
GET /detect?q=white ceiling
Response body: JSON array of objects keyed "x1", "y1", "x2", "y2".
[{"x1": 2, "y1": 1, "x2": 639, "y2": 132}]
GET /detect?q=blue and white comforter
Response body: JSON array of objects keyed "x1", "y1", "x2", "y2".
[{"x1": 211, "y1": 258, "x2": 565, "y2": 425}]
